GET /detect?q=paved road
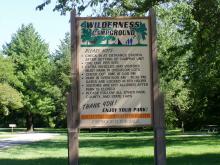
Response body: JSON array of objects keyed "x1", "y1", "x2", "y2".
[{"x1": 0, "y1": 133, "x2": 59, "y2": 149}]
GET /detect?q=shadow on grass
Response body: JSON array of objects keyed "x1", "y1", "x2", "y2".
[
  {"x1": 167, "y1": 153, "x2": 220, "y2": 165},
  {"x1": 34, "y1": 128, "x2": 68, "y2": 133},
  {"x1": 3, "y1": 135, "x2": 68, "y2": 150},
  {"x1": 3, "y1": 132, "x2": 218, "y2": 151},
  {"x1": 1, "y1": 131, "x2": 220, "y2": 165},
  {"x1": 80, "y1": 134, "x2": 219, "y2": 149},
  {"x1": 3, "y1": 135, "x2": 153, "y2": 150},
  {"x1": 80, "y1": 138, "x2": 153, "y2": 149},
  {"x1": 0, "y1": 153, "x2": 220, "y2": 165},
  {"x1": 167, "y1": 136, "x2": 220, "y2": 146},
  {"x1": 0, "y1": 157, "x2": 68, "y2": 165},
  {"x1": 80, "y1": 131, "x2": 153, "y2": 138},
  {"x1": 0, "y1": 128, "x2": 26, "y2": 133},
  {"x1": 20, "y1": 140, "x2": 68, "y2": 149}
]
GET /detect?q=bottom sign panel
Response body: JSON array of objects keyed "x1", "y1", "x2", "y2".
[{"x1": 80, "y1": 113, "x2": 151, "y2": 128}]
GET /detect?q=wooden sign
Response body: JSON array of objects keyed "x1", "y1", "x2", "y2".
[
  {"x1": 76, "y1": 17, "x2": 152, "y2": 128},
  {"x1": 67, "y1": 8, "x2": 166, "y2": 165}
]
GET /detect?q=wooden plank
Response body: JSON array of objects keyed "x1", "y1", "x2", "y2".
[
  {"x1": 76, "y1": 16, "x2": 150, "y2": 20},
  {"x1": 149, "y1": 8, "x2": 166, "y2": 165},
  {"x1": 67, "y1": 93, "x2": 79, "y2": 165},
  {"x1": 67, "y1": 8, "x2": 79, "y2": 165},
  {"x1": 154, "y1": 94, "x2": 166, "y2": 165}
]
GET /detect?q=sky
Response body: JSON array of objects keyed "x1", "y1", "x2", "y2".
[{"x1": 0, "y1": 0, "x2": 81, "y2": 53}]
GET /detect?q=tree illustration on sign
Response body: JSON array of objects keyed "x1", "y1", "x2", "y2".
[
  {"x1": 81, "y1": 28, "x2": 92, "y2": 45},
  {"x1": 132, "y1": 22, "x2": 147, "y2": 45},
  {"x1": 105, "y1": 35, "x2": 116, "y2": 45},
  {"x1": 93, "y1": 35, "x2": 105, "y2": 45}
]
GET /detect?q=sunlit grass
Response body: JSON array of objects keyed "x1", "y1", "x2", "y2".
[{"x1": 0, "y1": 129, "x2": 219, "y2": 165}]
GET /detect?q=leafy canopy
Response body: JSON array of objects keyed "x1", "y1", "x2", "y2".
[
  {"x1": 0, "y1": 83, "x2": 23, "y2": 115},
  {"x1": 3, "y1": 24, "x2": 56, "y2": 116},
  {"x1": 36, "y1": 0, "x2": 170, "y2": 15},
  {"x1": 0, "y1": 54, "x2": 23, "y2": 115}
]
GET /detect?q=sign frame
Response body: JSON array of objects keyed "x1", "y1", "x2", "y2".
[
  {"x1": 67, "y1": 8, "x2": 166, "y2": 165},
  {"x1": 76, "y1": 16, "x2": 153, "y2": 128}
]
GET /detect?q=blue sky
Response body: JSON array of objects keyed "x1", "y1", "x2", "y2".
[{"x1": 0, "y1": 0, "x2": 80, "y2": 52}]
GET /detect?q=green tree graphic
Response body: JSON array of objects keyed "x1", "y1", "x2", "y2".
[
  {"x1": 81, "y1": 28, "x2": 93, "y2": 45},
  {"x1": 93, "y1": 35, "x2": 105, "y2": 45},
  {"x1": 133, "y1": 22, "x2": 147, "y2": 45},
  {"x1": 105, "y1": 35, "x2": 116, "y2": 45}
]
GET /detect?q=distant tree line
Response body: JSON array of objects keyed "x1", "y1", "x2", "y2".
[
  {"x1": 0, "y1": 25, "x2": 71, "y2": 131},
  {"x1": 0, "y1": 0, "x2": 219, "y2": 131}
]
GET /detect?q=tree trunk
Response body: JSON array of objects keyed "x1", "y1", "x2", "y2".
[{"x1": 26, "y1": 112, "x2": 34, "y2": 132}]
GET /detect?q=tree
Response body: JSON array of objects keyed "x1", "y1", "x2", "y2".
[
  {"x1": 156, "y1": 0, "x2": 220, "y2": 129},
  {"x1": 50, "y1": 33, "x2": 71, "y2": 127},
  {"x1": 155, "y1": 2, "x2": 193, "y2": 128},
  {"x1": 132, "y1": 22, "x2": 147, "y2": 45},
  {"x1": 0, "y1": 83, "x2": 23, "y2": 115},
  {"x1": 51, "y1": 33, "x2": 71, "y2": 95},
  {"x1": 0, "y1": 54, "x2": 20, "y2": 86},
  {"x1": 184, "y1": 0, "x2": 220, "y2": 129},
  {"x1": 36, "y1": 0, "x2": 170, "y2": 15},
  {"x1": 3, "y1": 24, "x2": 56, "y2": 131},
  {"x1": 105, "y1": 35, "x2": 116, "y2": 45},
  {"x1": 0, "y1": 55, "x2": 23, "y2": 116},
  {"x1": 81, "y1": 28, "x2": 93, "y2": 45}
]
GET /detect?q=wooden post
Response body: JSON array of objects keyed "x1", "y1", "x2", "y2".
[
  {"x1": 67, "y1": 8, "x2": 79, "y2": 165},
  {"x1": 149, "y1": 8, "x2": 166, "y2": 165}
]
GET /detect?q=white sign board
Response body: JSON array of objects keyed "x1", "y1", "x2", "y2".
[
  {"x1": 77, "y1": 17, "x2": 152, "y2": 128},
  {"x1": 9, "y1": 124, "x2": 16, "y2": 127}
]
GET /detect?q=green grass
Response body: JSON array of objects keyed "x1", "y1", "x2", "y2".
[
  {"x1": 0, "y1": 134, "x2": 16, "y2": 139},
  {"x1": 0, "y1": 129, "x2": 220, "y2": 165},
  {"x1": 0, "y1": 128, "x2": 26, "y2": 139}
]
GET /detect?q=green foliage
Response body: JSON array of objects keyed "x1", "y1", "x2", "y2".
[
  {"x1": 3, "y1": 24, "x2": 56, "y2": 130},
  {"x1": 51, "y1": 33, "x2": 71, "y2": 96},
  {"x1": 36, "y1": 0, "x2": 170, "y2": 16},
  {"x1": 156, "y1": 0, "x2": 220, "y2": 129},
  {"x1": 50, "y1": 33, "x2": 71, "y2": 127},
  {"x1": 0, "y1": 54, "x2": 23, "y2": 116},
  {"x1": 184, "y1": 0, "x2": 220, "y2": 128},
  {"x1": 0, "y1": 83, "x2": 23, "y2": 115},
  {"x1": 0, "y1": 55, "x2": 17, "y2": 85},
  {"x1": 155, "y1": 2, "x2": 193, "y2": 128}
]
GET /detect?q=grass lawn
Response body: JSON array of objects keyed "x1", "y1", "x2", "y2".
[
  {"x1": 0, "y1": 129, "x2": 219, "y2": 165},
  {"x1": 0, "y1": 128, "x2": 26, "y2": 139}
]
